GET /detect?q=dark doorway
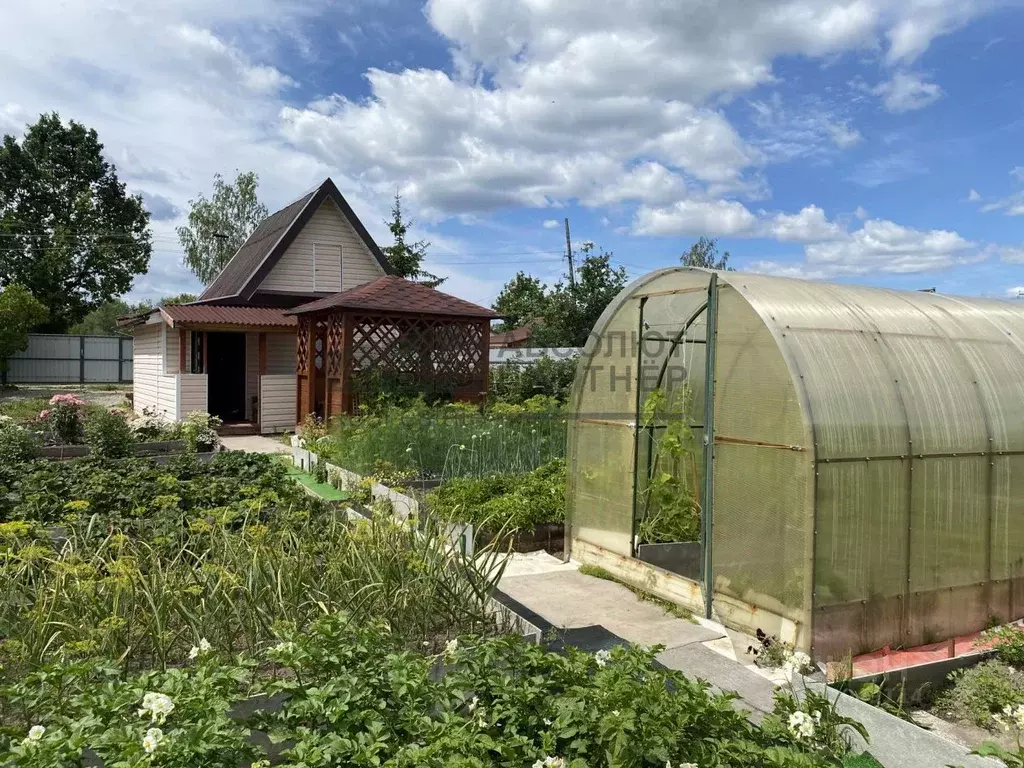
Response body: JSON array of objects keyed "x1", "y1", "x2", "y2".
[{"x1": 206, "y1": 332, "x2": 246, "y2": 422}]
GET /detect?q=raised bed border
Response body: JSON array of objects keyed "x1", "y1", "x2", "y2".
[{"x1": 39, "y1": 440, "x2": 198, "y2": 460}]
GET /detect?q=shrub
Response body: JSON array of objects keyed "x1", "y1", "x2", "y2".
[
  {"x1": 932, "y1": 659, "x2": 1024, "y2": 727},
  {"x1": 428, "y1": 458, "x2": 565, "y2": 531},
  {"x1": 85, "y1": 408, "x2": 134, "y2": 459},
  {"x1": 0, "y1": 416, "x2": 40, "y2": 464},
  {"x1": 128, "y1": 407, "x2": 173, "y2": 441},
  {"x1": 489, "y1": 355, "x2": 578, "y2": 404},
  {"x1": 985, "y1": 624, "x2": 1024, "y2": 667},
  {"x1": 179, "y1": 411, "x2": 221, "y2": 452},
  {"x1": 41, "y1": 393, "x2": 86, "y2": 444}
]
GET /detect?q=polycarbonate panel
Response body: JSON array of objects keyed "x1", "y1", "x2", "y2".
[
  {"x1": 712, "y1": 442, "x2": 810, "y2": 620},
  {"x1": 571, "y1": 420, "x2": 637, "y2": 555},
  {"x1": 784, "y1": 329, "x2": 906, "y2": 460},
  {"x1": 992, "y1": 455, "x2": 1024, "y2": 580},
  {"x1": 712, "y1": 285, "x2": 812, "y2": 621},
  {"x1": 815, "y1": 460, "x2": 909, "y2": 603},
  {"x1": 958, "y1": 342, "x2": 1024, "y2": 452},
  {"x1": 910, "y1": 456, "x2": 988, "y2": 591}
]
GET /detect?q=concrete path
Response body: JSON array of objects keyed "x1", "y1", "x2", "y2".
[
  {"x1": 499, "y1": 555, "x2": 779, "y2": 719},
  {"x1": 221, "y1": 435, "x2": 291, "y2": 454}
]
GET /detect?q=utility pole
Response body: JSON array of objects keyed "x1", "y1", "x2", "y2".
[{"x1": 564, "y1": 217, "x2": 576, "y2": 289}]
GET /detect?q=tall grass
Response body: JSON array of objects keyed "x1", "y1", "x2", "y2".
[
  {"x1": 319, "y1": 400, "x2": 567, "y2": 480},
  {"x1": 0, "y1": 510, "x2": 508, "y2": 676}
]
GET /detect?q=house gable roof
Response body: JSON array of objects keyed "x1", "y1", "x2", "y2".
[
  {"x1": 287, "y1": 275, "x2": 499, "y2": 318},
  {"x1": 197, "y1": 178, "x2": 394, "y2": 304}
]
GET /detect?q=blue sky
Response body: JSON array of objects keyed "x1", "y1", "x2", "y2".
[{"x1": 2, "y1": 0, "x2": 1024, "y2": 306}]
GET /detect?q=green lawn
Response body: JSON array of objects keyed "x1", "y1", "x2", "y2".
[{"x1": 280, "y1": 458, "x2": 352, "y2": 502}]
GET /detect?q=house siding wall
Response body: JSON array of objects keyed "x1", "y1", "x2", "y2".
[
  {"x1": 260, "y1": 375, "x2": 296, "y2": 433},
  {"x1": 266, "y1": 333, "x2": 295, "y2": 375},
  {"x1": 133, "y1": 324, "x2": 162, "y2": 414},
  {"x1": 259, "y1": 199, "x2": 385, "y2": 294}
]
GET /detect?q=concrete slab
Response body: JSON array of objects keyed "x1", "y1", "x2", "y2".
[
  {"x1": 657, "y1": 643, "x2": 778, "y2": 719},
  {"x1": 499, "y1": 569, "x2": 723, "y2": 650},
  {"x1": 499, "y1": 550, "x2": 578, "y2": 579},
  {"x1": 221, "y1": 435, "x2": 291, "y2": 454}
]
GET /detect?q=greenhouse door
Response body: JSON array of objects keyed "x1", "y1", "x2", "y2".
[{"x1": 631, "y1": 273, "x2": 717, "y2": 616}]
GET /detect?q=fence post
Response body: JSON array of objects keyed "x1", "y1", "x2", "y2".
[
  {"x1": 79, "y1": 336, "x2": 86, "y2": 384},
  {"x1": 118, "y1": 337, "x2": 126, "y2": 383}
]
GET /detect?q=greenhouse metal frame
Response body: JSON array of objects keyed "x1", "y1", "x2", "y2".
[{"x1": 566, "y1": 267, "x2": 1024, "y2": 660}]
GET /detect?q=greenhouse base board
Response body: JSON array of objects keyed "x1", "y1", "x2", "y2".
[{"x1": 570, "y1": 538, "x2": 802, "y2": 649}]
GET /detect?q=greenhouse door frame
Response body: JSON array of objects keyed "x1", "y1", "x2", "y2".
[{"x1": 629, "y1": 273, "x2": 718, "y2": 620}]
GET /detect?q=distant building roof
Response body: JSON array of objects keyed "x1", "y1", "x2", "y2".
[
  {"x1": 197, "y1": 178, "x2": 394, "y2": 304},
  {"x1": 287, "y1": 275, "x2": 499, "y2": 318},
  {"x1": 490, "y1": 318, "x2": 543, "y2": 347}
]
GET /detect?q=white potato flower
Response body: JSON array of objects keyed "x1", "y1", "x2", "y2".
[{"x1": 142, "y1": 727, "x2": 164, "y2": 754}]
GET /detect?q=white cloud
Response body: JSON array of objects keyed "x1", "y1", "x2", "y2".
[
  {"x1": 633, "y1": 199, "x2": 758, "y2": 237},
  {"x1": 1012, "y1": 166, "x2": 1024, "y2": 183},
  {"x1": 750, "y1": 93, "x2": 861, "y2": 162},
  {"x1": 967, "y1": 188, "x2": 982, "y2": 202},
  {"x1": 766, "y1": 205, "x2": 846, "y2": 242},
  {"x1": 542, "y1": 219, "x2": 559, "y2": 229},
  {"x1": 980, "y1": 170, "x2": 1024, "y2": 216},
  {"x1": 872, "y1": 71, "x2": 944, "y2": 112},
  {"x1": 1006, "y1": 286, "x2": 1024, "y2": 297},
  {"x1": 995, "y1": 246, "x2": 1024, "y2": 263},
  {"x1": 752, "y1": 218, "x2": 978, "y2": 278},
  {"x1": 854, "y1": 206, "x2": 869, "y2": 220}
]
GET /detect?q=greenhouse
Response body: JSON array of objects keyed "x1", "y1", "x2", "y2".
[{"x1": 565, "y1": 267, "x2": 1024, "y2": 661}]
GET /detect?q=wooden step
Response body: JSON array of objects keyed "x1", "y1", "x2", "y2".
[{"x1": 217, "y1": 421, "x2": 259, "y2": 436}]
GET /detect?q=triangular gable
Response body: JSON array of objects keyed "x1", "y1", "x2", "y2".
[{"x1": 197, "y1": 178, "x2": 393, "y2": 304}]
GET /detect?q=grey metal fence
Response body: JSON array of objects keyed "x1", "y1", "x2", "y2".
[{"x1": 2, "y1": 334, "x2": 133, "y2": 384}]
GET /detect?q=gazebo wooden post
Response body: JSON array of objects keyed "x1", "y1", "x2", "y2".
[
  {"x1": 480, "y1": 319, "x2": 491, "y2": 403},
  {"x1": 340, "y1": 313, "x2": 354, "y2": 414},
  {"x1": 304, "y1": 317, "x2": 317, "y2": 421}
]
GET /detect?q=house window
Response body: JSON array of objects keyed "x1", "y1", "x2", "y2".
[{"x1": 191, "y1": 331, "x2": 204, "y2": 373}]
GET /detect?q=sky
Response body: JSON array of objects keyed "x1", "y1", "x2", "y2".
[{"x1": 2, "y1": 0, "x2": 1024, "y2": 307}]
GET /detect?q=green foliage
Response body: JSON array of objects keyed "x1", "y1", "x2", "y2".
[
  {"x1": 319, "y1": 399, "x2": 565, "y2": 480},
  {"x1": 0, "y1": 622, "x2": 854, "y2": 767},
  {"x1": 932, "y1": 659, "x2": 1024, "y2": 727},
  {"x1": 0, "y1": 417, "x2": 40, "y2": 464},
  {"x1": 383, "y1": 192, "x2": 444, "y2": 287},
  {"x1": 763, "y1": 688, "x2": 868, "y2": 764},
  {"x1": 637, "y1": 387, "x2": 701, "y2": 544},
  {"x1": 176, "y1": 171, "x2": 269, "y2": 284},
  {"x1": 0, "y1": 284, "x2": 48, "y2": 376},
  {"x1": 42, "y1": 393, "x2": 87, "y2": 445},
  {"x1": 492, "y1": 271, "x2": 547, "y2": 332},
  {"x1": 0, "y1": 113, "x2": 152, "y2": 331},
  {"x1": 428, "y1": 458, "x2": 565, "y2": 531},
  {"x1": 179, "y1": 410, "x2": 221, "y2": 452},
  {"x1": 0, "y1": 451, "x2": 298, "y2": 526},
  {"x1": 537, "y1": 245, "x2": 629, "y2": 347},
  {"x1": 84, "y1": 408, "x2": 134, "y2": 459},
  {"x1": 67, "y1": 298, "x2": 148, "y2": 335},
  {"x1": 490, "y1": 356, "x2": 578, "y2": 404},
  {"x1": 489, "y1": 243, "x2": 628, "y2": 348},
  {"x1": 985, "y1": 624, "x2": 1024, "y2": 667},
  {"x1": 680, "y1": 236, "x2": 734, "y2": 270}
]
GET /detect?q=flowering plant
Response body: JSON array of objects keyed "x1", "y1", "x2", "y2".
[{"x1": 40, "y1": 393, "x2": 86, "y2": 444}]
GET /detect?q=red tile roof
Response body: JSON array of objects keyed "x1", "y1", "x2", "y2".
[
  {"x1": 288, "y1": 276, "x2": 498, "y2": 318},
  {"x1": 159, "y1": 305, "x2": 296, "y2": 328}
]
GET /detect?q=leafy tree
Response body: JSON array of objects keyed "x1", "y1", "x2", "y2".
[
  {"x1": 177, "y1": 171, "x2": 268, "y2": 284},
  {"x1": 68, "y1": 293, "x2": 197, "y2": 336},
  {"x1": 161, "y1": 292, "x2": 197, "y2": 306},
  {"x1": 680, "y1": 236, "x2": 733, "y2": 270},
  {"x1": 383, "y1": 193, "x2": 444, "y2": 287},
  {"x1": 0, "y1": 113, "x2": 152, "y2": 331},
  {"x1": 0, "y1": 283, "x2": 48, "y2": 382},
  {"x1": 539, "y1": 244, "x2": 628, "y2": 347},
  {"x1": 492, "y1": 272, "x2": 548, "y2": 332},
  {"x1": 68, "y1": 299, "x2": 149, "y2": 335}
]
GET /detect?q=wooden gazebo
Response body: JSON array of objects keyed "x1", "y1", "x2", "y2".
[{"x1": 287, "y1": 276, "x2": 497, "y2": 420}]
